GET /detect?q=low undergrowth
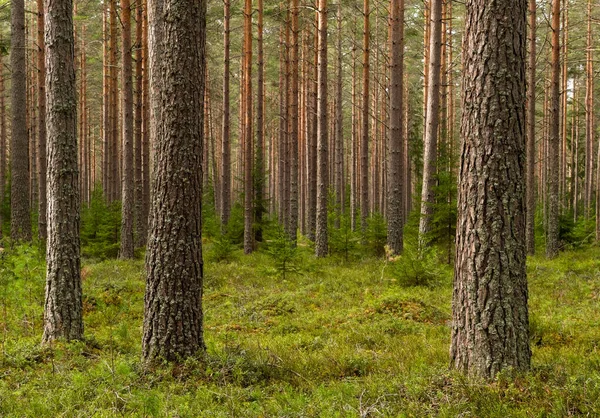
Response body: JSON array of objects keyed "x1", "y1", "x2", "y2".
[{"x1": 0, "y1": 241, "x2": 599, "y2": 416}]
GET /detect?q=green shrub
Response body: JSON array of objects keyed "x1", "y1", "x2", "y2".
[
  {"x1": 80, "y1": 187, "x2": 121, "y2": 260},
  {"x1": 389, "y1": 244, "x2": 445, "y2": 288},
  {"x1": 265, "y1": 226, "x2": 300, "y2": 280}
]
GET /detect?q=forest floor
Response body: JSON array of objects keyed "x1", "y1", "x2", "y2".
[{"x1": 0, "y1": 242, "x2": 599, "y2": 417}]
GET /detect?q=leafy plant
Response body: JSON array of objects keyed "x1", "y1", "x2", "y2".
[
  {"x1": 388, "y1": 243, "x2": 445, "y2": 288},
  {"x1": 266, "y1": 226, "x2": 300, "y2": 280}
]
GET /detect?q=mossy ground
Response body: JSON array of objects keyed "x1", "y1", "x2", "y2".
[{"x1": 0, "y1": 242, "x2": 599, "y2": 416}]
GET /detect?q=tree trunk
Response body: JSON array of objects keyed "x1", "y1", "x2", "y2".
[
  {"x1": 120, "y1": 0, "x2": 134, "y2": 258},
  {"x1": 142, "y1": 0, "x2": 150, "y2": 245},
  {"x1": 37, "y1": 0, "x2": 47, "y2": 241},
  {"x1": 42, "y1": 0, "x2": 83, "y2": 343},
  {"x1": 255, "y1": 0, "x2": 265, "y2": 243},
  {"x1": 288, "y1": 0, "x2": 299, "y2": 242},
  {"x1": 526, "y1": 0, "x2": 536, "y2": 255},
  {"x1": 134, "y1": 0, "x2": 145, "y2": 247},
  {"x1": 243, "y1": 0, "x2": 254, "y2": 254},
  {"x1": 11, "y1": 0, "x2": 32, "y2": 241},
  {"x1": 315, "y1": 0, "x2": 328, "y2": 258},
  {"x1": 546, "y1": 0, "x2": 560, "y2": 258},
  {"x1": 418, "y1": 0, "x2": 442, "y2": 250},
  {"x1": 334, "y1": 1, "x2": 344, "y2": 218},
  {"x1": 585, "y1": 0, "x2": 593, "y2": 220},
  {"x1": 451, "y1": 0, "x2": 530, "y2": 379},
  {"x1": 360, "y1": 0, "x2": 370, "y2": 231},
  {"x1": 221, "y1": 0, "x2": 231, "y2": 230},
  {"x1": 143, "y1": 0, "x2": 207, "y2": 362},
  {"x1": 387, "y1": 0, "x2": 404, "y2": 255}
]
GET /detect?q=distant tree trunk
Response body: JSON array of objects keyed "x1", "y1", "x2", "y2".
[
  {"x1": 255, "y1": 0, "x2": 265, "y2": 243},
  {"x1": 306, "y1": 12, "x2": 318, "y2": 241},
  {"x1": 42, "y1": 0, "x2": 83, "y2": 343},
  {"x1": 120, "y1": 0, "x2": 134, "y2": 259},
  {"x1": 221, "y1": 0, "x2": 231, "y2": 230},
  {"x1": 37, "y1": 0, "x2": 47, "y2": 241},
  {"x1": 418, "y1": 0, "x2": 442, "y2": 250},
  {"x1": 573, "y1": 85, "x2": 579, "y2": 221},
  {"x1": 351, "y1": 21, "x2": 358, "y2": 230},
  {"x1": 315, "y1": 0, "x2": 328, "y2": 258},
  {"x1": 142, "y1": 0, "x2": 207, "y2": 363},
  {"x1": 451, "y1": 0, "x2": 530, "y2": 379},
  {"x1": 141, "y1": 0, "x2": 150, "y2": 246},
  {"x1": 561, "y1": 2, "x2": 568, "y2": 213},
  {"x1": 288, "y1": 0, "x2": 299, "y2": 242},
  {"x1": 585, "y1": 0, "x2": 593, "y2": 220},
  {"x1": 102, "y1": 2, "x2": 110, "y2": 197},
  {"x1": 134, "y1": 0, "x2": 145, "y2": 247},
  {"x1": 334, "y1": 1, "x2": 344, "y2": 218},
  {"x1": 10, "y1": 0, "x2": 31, "y2": 241},
  {"x1": 546, "y1": 0, "x2": 560, "y2": 258},
  {"x1": 243, "y1": 0, "x2": 254, "y2": 254},
  {"x1": 387, "y1": 0, "x2": 404, "y2": 256},
  {"x1": 526, "y1": 0, "x2": 536, "y2": 255},
  {"x1": 110, "y1": 0, "x2": 119, "y2": 202},
  {"x1": 360, "y1": 0, "x2": 370, "y2": 231}
]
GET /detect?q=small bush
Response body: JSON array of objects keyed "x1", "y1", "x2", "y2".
[
  {"x1": 266, "y1": 226, "x2": 300, "y2": 280},
  {"x1": 388, "y1": 244, "x2": 445, "y2": 288}
]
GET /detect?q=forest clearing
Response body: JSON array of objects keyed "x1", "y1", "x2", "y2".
[{"x1": 0, "y1": 239, "x2": 599, "y2": 416}]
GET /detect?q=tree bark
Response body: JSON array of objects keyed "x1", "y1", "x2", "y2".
[
  {"x1": 526, "y1": 0, "x2": 536, "y2": 255},
  {"x1": 288, "y1": 0, "x2": 299, "y2": 242},
  {"x1": 255, "y1": 0, "x2": 265, "y2": 243},
  {"x1": 42, "y1": 0, "x2": 83, "y2": 343},
  {"x1": 221, "y1": 0, "x2": 231, "y2": 230},
  {"x1": 120, "y1": 0, "x2": 135, "y2": 259},
  {"x1": 360, "y1": 0, "x2": 370, "y2": 231},
  {"x1": 546, "y1": 0, "x2": 560, "y2": 258},
  {"x1": 387, "y1": 0, "x2": 404, "y2": 255},
  {"x1": 243, "y1": 0, "x2": 254, "y2": 254},
  {"x1": 585, "y1": 0, "x2": 593, "y2": 220},
  {"x1": 143, "y1": 0, "x2": 207, "y2": 362},
  {"x1": 134, "y1": 0, "x2": 145, "y2": 247},
  {"x1": 37, "y1": 0, "x2": 47, "y2": 241},
  {"x1": 315, "y1": 0, "x2": 328, "y2": 258},
  {"x1": 451, "y1": 0, "x2": 530, "y2": 379},
  {"x1": 418, "y1": 0, "x2": 442, "y2": 250},
  {"x1": 11, "y1": 0, "x2": 32, "y2": 241}
]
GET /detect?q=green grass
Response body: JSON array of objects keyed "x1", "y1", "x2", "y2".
[{"x1": 0, "y1": 242, "x2": 599, "y2": 416}]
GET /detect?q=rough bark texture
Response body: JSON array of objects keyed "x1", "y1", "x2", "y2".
[
  {"x1": 120, "y1": 0, "x2": 134, "y2": 259},
  {"x1": 134, "y1": 0, "x2": 145, "y2": 247},
  {"x1": 451, "y1": 0, "x2": 531, "y2": 379},
  {"x1": 525, "y1": 0, "x2": 536, "y2": 255},
  {"x1": 418, "y1": 0, "x2": 442, "y2": 250},
  {"x1": 315, "y1": 0, "x2": 328, "y2": 258},
  {"x1": 546, "y1": 0, "x2": 560, "y2": 258},
  {"x1": 221, "y1": 0, "x2": 231, "y2": 230},
  {"x1": 255, "y1": 0, "x2": 265, "y2": 243},
  {"x1": 334, "y1": 2, "x2": 344, "y2": 217},
  {"x1": 387, "y1": 0, "x2": 404, "y2": 255},
  {"x1": 42, "y1": 0, "x2": 83, "y2": 343},
  {"x1": 141, "y1": 0, "x2": 150, "y2": 246},
  {"x1": 288, "y1": 0, "x2": 299, "y2": 242},
  {"x1": 142, "y1": 0, "x2": 206, "y2": 362},
  {"x1": 11, "y1": 0, "x2": 32, "y2": 241},
  {"x1": 37, "y1": 0, "x2": 47, "y2": 241},
  {"x1": 585, "y1": 0, "x2": 593, "y2": 220},
  {"x1": 243, "y1": 0, "x2": 253, "y2": 254}
]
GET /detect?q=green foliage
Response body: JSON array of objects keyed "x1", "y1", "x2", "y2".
[
  {"x1": 80, "y1": 188, "x2": 121, "y2": 260},
  {"x1": 388, "y1": 243, "x2": 449, "y2": 288},
  {"x1": 265, "y1": 226, "x2": 300, "y2": 280},
  {"x1": 328, "y1": 212, "x2": 360, "y2": 261},
  {"x1": 559, "y1": 214, "x2": 595, "y2": 249},
  {"x1": 206, "y1": 234, "x2": 239, "y2": 263},
  {"x1": 363, "y1": 213, "x2": 388, "y2": 257}
]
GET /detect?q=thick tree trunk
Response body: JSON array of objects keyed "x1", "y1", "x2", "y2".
[
  {"x1": 451, "y1": 0, "x2": 530, "y2": 379},
  {"x1": 120, "y1": 0, "x2": 135, "y2": 259},
  {"x1": 11, "y1": 0, "x2": 32, "y2": 241},
  {"x1": 418, "y1": 0, "x2": 442, "y2": 250},
  {"x1": 143, "y1": 0, "x2": 206, "y2": 362},
  {"x1": 315, "y1": 0, "x2": 328, "y2": 258},
  {"x1": 42, "y1": 0, "x2": 83, "y2": 343},
  {"x1": 387, "y1": 0, "x2": 404, "y2": 255},
  {"x1": 546, "y1": 0, "x2": 560, "y2": 258},
  {"x1": 526, "y1": 0, "x2": 536, "y2": 255},
  {"x1": 37, "y1": 0, "x2": 47, "y2": 241}
]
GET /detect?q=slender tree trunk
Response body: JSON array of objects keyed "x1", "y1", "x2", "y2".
[
  {"x1": 42, "y1": 0, "x2": 83, "y2": 343},
  {"x1": 546, "y1": 0, "x2": 560, "y2": 258},
  {"x1": 351, "y1": 22, "x2": 357, "y2": 230},
  {"x1": 526, "y1": 0, "x2": 536, "y2": 255},
  {"x1": 561, "y1": 2, "x2": 568, "y2": 213},
  {"x1": 37, "y1": 0, "x2": 47, "y2": 240},
  {"x1": 573, "y1": 85, "x2": 579, "y2": 221},
  {"x1": 418, "y1": 0, "x2": 442, "y2": 250},
  {"x1": 315, "y1": 0, "x2": 328, "y2": 257},
  {"x1": 11, "y1": 0, "x2": 31, "y2": 241},
  {"x1": 360, "y1": 0, "x2": 370, "y2": 231},
  {"x1": 306, "y1": 12, "x2": 318, "y2": 241},
  {"x1": 134, "y1": 0, "x2": 145, "y2": 247},
  {"x1": 287, "y1": 0, "x2": 299, "y2": 242},
  {"x1": 387, "y1": 0, "x2": 404, "y2": 255},
  {"x1": 142, "y1": 0, "x2": 150, "y2": 244},
  {"x1": 243, "y1": 0, "x2": 254, "y2": 254},
  {"x1": 335, "y1": 1, "x2": 344, "y2": 219},
  {"x1": 585, "y1": 0, "x2": 593, "y2": 220},
  {"x1": 102, "y1": 3, "x2": 110, "y2": 197},
  {"x1": 255, "y1": 0, "x2": 265, "y2": 243},
  {"x1": 451, "y1": 0, "x2": 530, "y2": 379},
  {"x1": 221, "y1": 0, "x2": 231, "y2": 230},
  {"x1": 110, "y1": 0, "x2": 119, "y2": 202},
  {"x1": 142, "y1": 0, "x2": 207, "y2": 363}
]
